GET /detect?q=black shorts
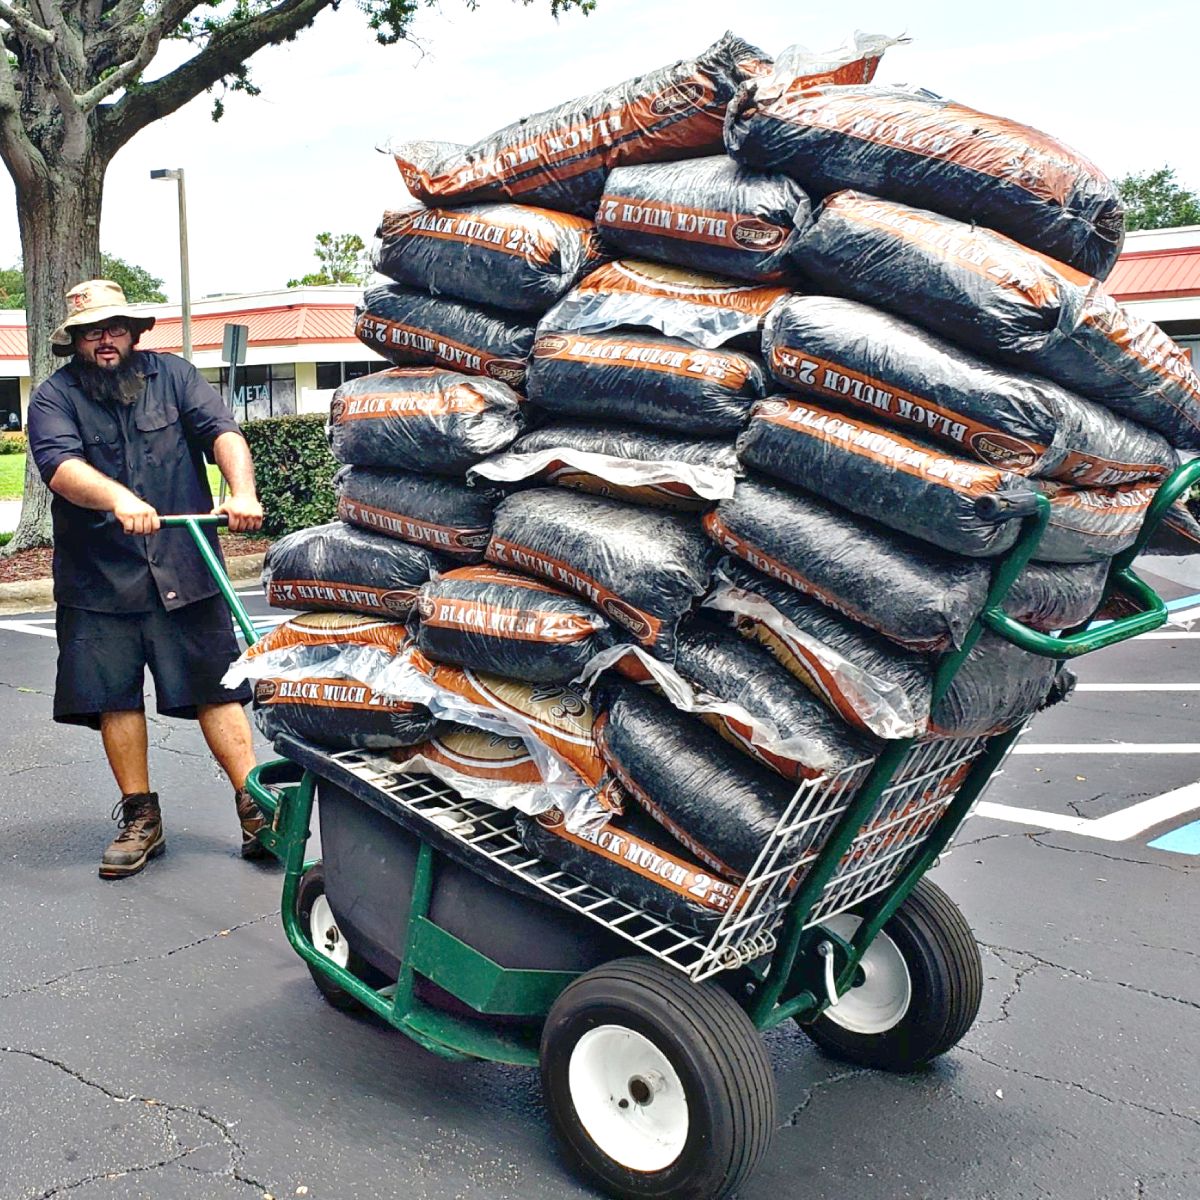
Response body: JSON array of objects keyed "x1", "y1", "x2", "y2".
[{"x1": 54, "y1": 595, "x2": 253, "y2": 729}]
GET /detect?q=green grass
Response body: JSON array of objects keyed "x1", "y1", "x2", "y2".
[{"x1": 0, "y1": 453, "x2": 26, "y2": 499}]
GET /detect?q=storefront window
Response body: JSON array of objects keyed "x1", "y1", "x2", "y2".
[
  {"x1": 316, "y1": 361, "x2": 381, "y2": 390},
  {"x1": 0, "y1": 377, "x2": 21, "y2": 430},
  {"x1": 202, "y1": 364, "x2": 299, "y2": 420}
]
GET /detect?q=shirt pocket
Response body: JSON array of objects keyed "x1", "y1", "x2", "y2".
[
  {"x1": 135, "y1": 391, "x2": 184, "y2": 469},
  {"x1": 76, "y1": 409, "x2": 123, "y2": 476}
]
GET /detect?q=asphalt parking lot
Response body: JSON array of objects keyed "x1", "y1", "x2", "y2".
[{"x1": 0, "y1": 561, "x2": 1197, "y2": 1200}]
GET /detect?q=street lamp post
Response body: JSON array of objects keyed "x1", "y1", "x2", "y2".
[{"x1": 150, "y1": 168, "x2": 192, "y2": 362}]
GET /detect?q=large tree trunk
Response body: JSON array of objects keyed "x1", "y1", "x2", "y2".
[{"x1": 4, "y1": 154, "x2": 105, "y2": 554}]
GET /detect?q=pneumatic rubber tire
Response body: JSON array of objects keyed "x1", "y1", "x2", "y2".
[
  {"x1": 540, "y1": 956, "x2": 776, "y2": 1200},
  {"x1": 296, "y1": 863, "x2": 371, "y2": 1013},
  {"x1": 802, "y1": 877, "x2": 983, "y2": 1071}
]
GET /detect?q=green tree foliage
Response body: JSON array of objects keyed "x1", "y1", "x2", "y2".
[
  {"x1": 1116, "y1": 167, "x2": 1200, "y2": 232},
  {"x1": 0, "y1": 255, "x2": 165, "y2": 308},
  {"x1": 288, "y1": 232, "x2": 370, "y2": 287},
  {"x1": 0, "y1": 0, "x2": 595, "y2": 552},
  {"x1": 100, "y1": 254, "x2": 167, "y2": 303}
]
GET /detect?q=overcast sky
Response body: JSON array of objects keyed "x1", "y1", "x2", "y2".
[{"x1": 1, "y1": 0, "x2": 1196, "y2": 302}]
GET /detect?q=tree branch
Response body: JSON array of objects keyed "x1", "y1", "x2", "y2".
[
  {"x1": 99, "y1": 0, "x2": 336, "y2": 155},
  {"x1": 0, "y1": 2, "x2": 54, "y2": 49}
]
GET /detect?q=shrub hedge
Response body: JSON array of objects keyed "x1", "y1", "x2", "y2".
[
  {"x1": 242, "y1": 413, "x2": 337, "y2": 537},
  {"x1": 0, "y1": 433, "x2": 27, "y2": 455}
]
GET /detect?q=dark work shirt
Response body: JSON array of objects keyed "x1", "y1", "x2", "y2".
[{"x1": 27, "y1": 351, "x2": 243, "y2": 613}]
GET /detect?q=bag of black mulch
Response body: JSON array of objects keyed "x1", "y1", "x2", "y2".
[
  {"x1": 415, "y1": 565, "x2": 614, "y2": 683},
  {"x1": 263, "y1": 522, "x2": 450, "y2": 618},
  {"x1": 327, "y1": 368, "x2": 523, "y2": 473},
  {"x1": 487, "y1": 489, "x2": 717, "y2": 654},
  {"x1": 373, "y1": 204, "x2": 603, "y2": 314},
  {"x1": 471, "y1": 420, "x2": 739, "y2": 510},
  {"x1": 355, "y1": 284, "x2": 535, "y2": 390},
  {"x1": 252, "y1": 675, "x2": 441, "y2": 751},
  {"x1": 582, "y1": 615, "x2": 877, "y2": 781},
  {"x1": 388, "y1": 33, "x2": 771, "y2": 215},
  {"x1": 704, "y1": 477, "x2": 1110, "y2": 651},
  {"x1": 799, "y1": 193, "x2": 1200, "y2": 450},
  {"x1": 526, "y1": 328, "x2": 766, "y2": 436},
  {"x1": 597, "y1": 155, "x2": 812, "y2": 281},
  {"x1": 1144, "y1": 499, "x2": 1200, "y2": 556},
  {"x1": 334, "y1": 466, "x2": 502, "y2": 561},
  {"x1": 517, "y1": 804, "x2": 741, "y2": 934},
  {"x1": 1034, "y1": 480, "x2": 1158, "y2": 563},
  {"x1": 540, "y1": 260, "x2": 788, "y2": 349},
  {"x1": 762, "y1": 295, "x2": 1178, "y2": 487},
  {"x1": 704, "y1": 560, "x2": 1065, "y2": 739},
  {"x1": 594, "y1": 680, "x2": 801, "y2": 881},
  {"x1": 737, "y1": 397, "x2": 1026, "y2": 558},
  {"x1": 726, "y1": 85, "x2": 1124, "y2": 279}
]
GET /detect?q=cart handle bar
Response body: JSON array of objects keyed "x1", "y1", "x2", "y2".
[
  {"x1": 969, "y1": 458, "x2": 1200, "y2": 659},
  {"x1": 159, "y1": 514, "x2": 260, "y2": 646}
]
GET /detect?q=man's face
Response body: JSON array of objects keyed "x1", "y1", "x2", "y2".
[{"x1": 73, "y1": 321, "x2": 134, "y2": 369}]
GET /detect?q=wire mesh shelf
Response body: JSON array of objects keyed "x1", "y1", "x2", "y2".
[{"x1": 321, "y1": 732, "x2": 1003, "y2": 983}]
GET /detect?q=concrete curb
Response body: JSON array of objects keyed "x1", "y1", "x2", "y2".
[{"x1": 0, "y1": 552, "x2": 265, "y2": 616}]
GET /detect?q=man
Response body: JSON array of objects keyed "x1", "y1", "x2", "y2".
[{"x1": 27, "y1": 279, "x2": 267, "y2": 879}]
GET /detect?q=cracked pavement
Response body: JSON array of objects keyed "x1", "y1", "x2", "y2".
[{"x1": 1, "y1": 583, "x2": 1197, "y2": 1200}]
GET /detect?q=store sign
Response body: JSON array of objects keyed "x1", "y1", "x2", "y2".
[{"x1": 233, "y1": 383, "x2": 269, "y2": 407}]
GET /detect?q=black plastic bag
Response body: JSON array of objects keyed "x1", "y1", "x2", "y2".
[
  {"x1": 526, "y1": 328, "x2": 766, "y2": 436},
  {"x1": 415, "y1": 565, "x2": 614, "y2": 683},
  {"x1": 1144, "y1": 500, "x2": 1200, "y2": 556},
  {"x1": 252, "y1": 675, "x2": 441, "y2": 751},
  {"x1": 1035, "y1": 480, "x2": 1158, "y2": 564},
  {"x1": 389, "y1": 32, "x2": 770, "y2": 215},
  {"x1": 263, "y1": 522, "x2": 450, "y2": 618},
  {"x1": 355, "y1": 284, "x2": 535, "y2": 390},
  {"x1": 327, "y1": 367, "x2": 523, "y2": 473},
  {"x1": 471, "y1": 420, "x2": 739, "y2": 510},
  {"x1": 799, "y1": 193, "x2": 1200, "y2": 450},
  {"x1": 487, "y1": 488, "x2": 717, "y2": 654},
  {"x1": 540, "y1": 259, "x2": 788, "y2": 349},
  {"x1": 596, "y1": 155, "x2": 812, "y2": 281},
  {"x1": 516, "y1": 805, "x2": 741, "y2": 934},
  {"x1": 762, "y1": 295, "x2": 1177, "y2": 486},
  {"x1": 726, "y1": 84, "x2": 1124, "y2": 279},
  {"x1": 334, "y1": 465, "x2": 502, "y2": 561},
  {"x1": 737, "y1": 397, "x2": 1026, "y2": 557},
  {"x1": 373, "y1": 204, "x2": 603, "y2": 313},
  {"x1": 595, "y1": 680, "x2": 798, "y2": 880}
]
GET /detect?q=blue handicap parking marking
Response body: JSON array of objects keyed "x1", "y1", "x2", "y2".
[{"x1": 1148, "y1": 820, "x2": 1200, "y2": 855}]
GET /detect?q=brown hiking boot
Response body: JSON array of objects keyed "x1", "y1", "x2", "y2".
[
  {"x1": 100, "y1": 793, "x2": 165, "y2": 880},
  {"x1": 235, "y1": 787, "x2": 269, "y2": 860}
]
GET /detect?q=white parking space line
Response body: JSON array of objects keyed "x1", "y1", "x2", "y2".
[
  {"x1": 0, "y1": 620, "x2": 55, "y2": 638},
  {"x1": 1074, "y1": 683, "x2": 1200, "y2": 691},
  {"x1": 1012, "y1": 743, "x2": 1200, "y2": 754},
  {"x1": 976, "y1": 780, "x2": 1200, "y2": 842}
]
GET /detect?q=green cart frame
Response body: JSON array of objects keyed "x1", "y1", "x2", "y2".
[{"x1": 165, "y1": 456, "x2": 1200, "y2": 1200}]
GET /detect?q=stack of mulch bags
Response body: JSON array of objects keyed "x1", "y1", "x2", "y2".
[{"x1": 230, "y1": 31, "x2": 1199, "y2": 935}]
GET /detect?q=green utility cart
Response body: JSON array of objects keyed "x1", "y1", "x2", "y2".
[{"x1": 165, "y1": 456, "x2": 1200, "y2": 1200}]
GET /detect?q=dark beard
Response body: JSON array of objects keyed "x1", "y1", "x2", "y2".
[{"x1": 72, "y1": 352, "x2": 145, "y2": 406}]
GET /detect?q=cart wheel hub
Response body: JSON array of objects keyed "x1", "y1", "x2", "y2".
[
  {"x1": 818, "y1": 915, "x2": 911, "y2": 1035},
  {"x1": 568, "y1": 1025, "x2": 689, "y2": 1172},
  {"x1": 308, "y1": 894, "x2": 351, "y2": 970}
]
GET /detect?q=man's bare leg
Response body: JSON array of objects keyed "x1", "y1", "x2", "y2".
[
  {"x1": 197, "y1": 701, "x2": 257, "y2": 790},
  {"x1": 99, "y1": 709, "x2": 151, "y2": 795},
  {"x1": 197, "y1": 702, "x2": 267, "y2": 859}
]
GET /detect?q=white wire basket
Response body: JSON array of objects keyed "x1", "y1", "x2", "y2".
[{"x1": 317, "y1": 732, "x2": 1003, "y2": 983}]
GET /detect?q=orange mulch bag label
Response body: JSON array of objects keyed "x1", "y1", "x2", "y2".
[
  {"x1": 543, "y1": 465, "x2": 708, "y2": 512},
  {"x1": 754, "y1": 397, "x2": 1009, "y2": 499},
  {"x1": 394, "y1": 725, "x2": 545, "y2": 787},
  {"x1": 380, "y1": 207, "x2": 573, "y2": 267},
  {"x1": 532, "y1": 331, "x2": 755, "y2": 391},
  {"x1": 265, "y1": 579, "x2": 419, "y2": 618},
  {"x1": 486, "y1": 535, "x2": 662, "y2": 647},
  {"x1": 253, "y1": 676, "x2": 417, "y2": 714},
  {"x1": 578, "y1": 259, "x2": 788, "y2": 314},
  {"x1": 416, "y1": 592, "x2": 600, "y2": 646},
  {"x1": 336, "y1": 495, "x2": 490, "y2": 556},
  {"x1": 408, "y1": 649, "x2": 607, "y2": 786},
  {"x1": 533, "y1": 806, "x2": 740, "y2": 915},
  {"x1": 245, "y1": 612, "x2": 411, "y2": 660},
  {"x1": 351, "y1": 314, "x2": 515, "y2": 383},
  {"x1": 329, "y1": 378, "x2": 489, "y2": 424},
  {"x1": 597, "y1": 195, "x2": 791, "y2": 255}
]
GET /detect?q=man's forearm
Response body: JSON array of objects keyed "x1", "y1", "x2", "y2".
[
  {"x1": 49, "y1": 458, "x2": 139, "y2": 512},
  {"x1": 213, "y1": 432, "x2": 257, "y2": 498}
]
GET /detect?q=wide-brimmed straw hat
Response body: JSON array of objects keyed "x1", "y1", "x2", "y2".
[{"x1": 51, "y1": 280, "x2": 156, "y2": 356}]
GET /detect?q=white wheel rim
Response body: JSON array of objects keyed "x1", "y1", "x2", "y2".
[
  {"x1": 309, "y1": 893, "x2": 350, "y2": 969},
  {"x1": 568, "y1": 1024, "x2": 689, "y2": 1172},
  {"x1": 820, "y1": 914, "x2": 911, "y2": 1035}
]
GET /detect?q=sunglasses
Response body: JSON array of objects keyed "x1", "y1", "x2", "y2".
[{"x1": 78, "y1": 322, "x2": 131, "y2": 342}]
